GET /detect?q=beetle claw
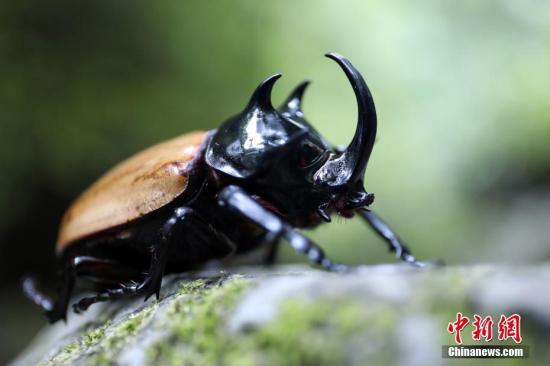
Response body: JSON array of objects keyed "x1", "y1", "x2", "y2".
[
  {"x1": 142, "y1": 277, "x2": 162, "y2": 302},
  {"x1": 143, "y1": 290, "x2": 157, "y2": 302},
  {"x1": 316, "y1": 205, "x2": 331, "y2": 222}
]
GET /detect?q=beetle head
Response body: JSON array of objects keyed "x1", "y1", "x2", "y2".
[
  {"x1": 309, "y1": 53, "x2": 378, "y2": 215},
  {"x1": 275, "y1": 53, "x2": 377, "y2": 217},
  {"x1": 206, "y1": 53, "x2": 377, "y2": 217}
]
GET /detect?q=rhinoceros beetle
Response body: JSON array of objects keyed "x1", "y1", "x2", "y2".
[{"x1": 23, "y1": 53, "x2": 420, "y2": 323}]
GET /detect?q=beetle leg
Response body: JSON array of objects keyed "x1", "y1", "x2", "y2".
[
  {"x1": 116, "y1": 206, "x2": 195, "y2": 302},
  {"x1": 357, "y1": 209, "x2": 424, "y2": 266},
  {"x1": 257, "y1": 227, "x2": 282, "y2": 265},
  {"x1": 22, "y1": 275, "x2": 54, "y2": 313},
  {"x1": 72, "y1": 255, "x2": 171, "y2": 313},
  {"x1": 217, "y1": 185, "x2": 348, "y2": 272},
  {"x1": 262, "y1": 240, "x2": 280, "y2": 265},
  {"x1": 22, "y1": 259, "x2": 75, "y2": 323},
  {"x1": 140, "y1": 206, "x2": 198, "y2": 300},
  {"x1": 72, "y1": 292, "x2": 110, "y2": 314},
  {"x1": 71, "y1": 256, "x2": 143, "y2": 285},
  {"x1": 72, "y1": 207, "x2": 231, "y2": 313}
]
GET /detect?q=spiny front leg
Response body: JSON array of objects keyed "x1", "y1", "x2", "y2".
[
  {"x1": 357, "y1": 209, "x2": 424, "y2": 266},
  {"x1": 217, "y1": 185, "x2": 348, "y2": 272}
]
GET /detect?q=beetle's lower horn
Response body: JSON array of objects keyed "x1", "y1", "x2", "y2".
[{"x1": 326, "y1": 52, "x2": 377, "y2": 184}]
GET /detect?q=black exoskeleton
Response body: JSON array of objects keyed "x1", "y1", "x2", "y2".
[{"x1": 24, "y1": 53, "x2": 421, "y2": 323}]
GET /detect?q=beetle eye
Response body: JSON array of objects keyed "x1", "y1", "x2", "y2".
[{"x1": 298, "y1": 143, "x2": 325, "y2": 168}]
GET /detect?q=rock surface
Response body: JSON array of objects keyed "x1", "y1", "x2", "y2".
[{"x1": 10, "y1": 264, "x2": 550, "y2": 366}]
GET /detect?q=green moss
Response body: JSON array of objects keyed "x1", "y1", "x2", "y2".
[
  {"x1": 178, "y1": 278, "x2": 208, "y2": 295},
  {"x1": 147, "y1": 276, "x2": 250, "y2": 365},
  {"x1": 37, "y1": 277, "x2": 242, "y2": 366},
  {"x1": 146, "y1": 277, "x2": 396, "y2": 366},
  {"x1": 40, "y1": 321, "x2": 111, "y2": 366},
  {"x1": 40, "y1": 343, "x2": 78, "y2": 366},
  {"x1": 144, "y1": 267, "x2": 533, "y2": 366},
  {"x1": 110, "y1": 306, "x2": 154, "y2": 343},
  {"x1": 82, "y1": 321, "x2": 111, "y2": 348},
  {"x1": 224, "y1": 300, "x2": 397, "y2": 366},
  {"x1": 30, "y1": 268, "x2": 548, "y2": 366},
  {"x1": 88, "y1": 303, "x2": 157, "y2": 365},
  {"x1": 41, "y1": 303, "x2": 156, "y2": 366}
]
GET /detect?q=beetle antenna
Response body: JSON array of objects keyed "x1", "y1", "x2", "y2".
[{"x1": 247, "y1": 73, "x2": 282, "y2": 111}]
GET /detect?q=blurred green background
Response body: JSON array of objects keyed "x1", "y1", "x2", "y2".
[{"x1": 1, "y1": 0, "x2": 549, "y2": 363}]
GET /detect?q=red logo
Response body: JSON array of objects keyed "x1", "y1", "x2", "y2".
[
  {"x1": 447, "y1": 312, "x2": 470, "y2": 344},
  {"x1": 448, "y1": 313, "x2": 522, "y2": 344},
  {"x1": 498, "y1": 314, "x2": 522, "y2": 344},
  {"x1": 472, "y1": 315, "x2": 493, "y2": 342}
]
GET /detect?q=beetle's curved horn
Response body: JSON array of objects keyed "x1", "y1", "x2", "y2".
[
  {"x1": 280, "y1": 80, "x2": 310, "y2": 117},
  {"x1": 313, "y1": 53, "x2": 377, "y2": 188},
  {"x1": 246, "y1": 73, "x2": 281, "y2": 110},
  {"x1": 327, "y1": 53, "x2": 377, "y2": 184}
]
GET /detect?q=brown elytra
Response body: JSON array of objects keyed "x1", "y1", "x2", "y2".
[{"x1": 56, "y1": 131, "x2": 208, "y2": 251}]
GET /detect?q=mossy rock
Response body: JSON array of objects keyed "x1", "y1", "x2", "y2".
[{"x1": 10, "y1": 264, "x2": 550, "y2": 366}]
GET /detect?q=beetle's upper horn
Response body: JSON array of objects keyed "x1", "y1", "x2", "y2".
[
  {"x1": 327, "y1": 52, "x2": 377, "y2": 184},
  {"x1": 246, "y1": 73, "x2": 281, "y2": 110},
  {"x1": 281, "y1": 80, "x2": 310, "y2": 116}
]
